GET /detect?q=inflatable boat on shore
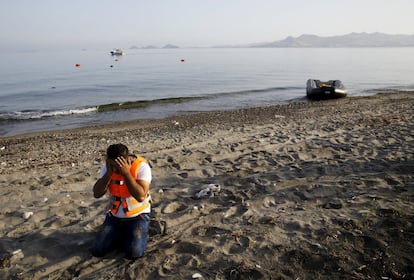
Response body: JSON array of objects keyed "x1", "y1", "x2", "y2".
[{"x1": 306, "y1": 79, "x2": 347, "y2": 99}]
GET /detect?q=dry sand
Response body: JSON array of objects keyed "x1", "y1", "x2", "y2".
[{"x1": 0, "y1": 92, "x2": 413, "y2": 279}]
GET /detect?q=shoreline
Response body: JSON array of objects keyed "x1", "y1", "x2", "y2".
[
  {"x1": 1, "y1": 92, "x2": 413, "y2": 279},
  {"x1": 0, "y1": 91, "x2": 398, "y2": 140}
]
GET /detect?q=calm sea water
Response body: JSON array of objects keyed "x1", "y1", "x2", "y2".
[{"x1": 1, "y1": 48, "x2": 414, "y2": 136}]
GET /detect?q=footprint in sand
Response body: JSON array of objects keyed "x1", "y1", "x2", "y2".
[
  {"x1": 162, "y1": 202, "x2": 187, "y2": 214},
  {"x1": 229, "y1": 236, "x2": 250, "y2": 254}
]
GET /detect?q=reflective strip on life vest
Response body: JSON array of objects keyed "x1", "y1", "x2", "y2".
[{"x1": 110, "y1": 195, "x2": 151, "y2": 217}]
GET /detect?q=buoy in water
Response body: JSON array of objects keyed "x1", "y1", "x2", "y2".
[
  {"x1": 75, "y1": 63, "x2": 81, "y2": 67},
  {"x1": 181, "y1": 59, "x2": 185, "y2": 62}
]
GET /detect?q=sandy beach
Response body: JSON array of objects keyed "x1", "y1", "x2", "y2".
[{"x1": 1, "y1": 92, "x2": 413, "y2": 279}]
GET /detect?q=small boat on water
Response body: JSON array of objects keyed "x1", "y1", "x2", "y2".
[
  {"x1": 110, "y1": 48, "x2": 124, "y2": 56},
  {"x1": 306, "y1": 79, "x2": 347, "y2": 99}
]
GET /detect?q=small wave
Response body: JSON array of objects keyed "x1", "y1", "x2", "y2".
[
  {"x1": 1, "y1": 86, "x2": 302, "y2": 121},
  {"x1": 0, "y1": 107, "x2": 98, "y2": 121},
  {"x1": 210, "y1": 86, "x2": 302, "y2": 97},
  {"x1": 96, "y1": 87, "x2": 298, "y2": 112},
  {"x1": 97, "y1": 96, "x2": 203, "y2": 112}
]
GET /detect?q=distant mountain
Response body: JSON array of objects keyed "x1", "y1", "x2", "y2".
[
  {"x1": 217, "y1": 33, "x2": 414, "y2": 48},
  {"x1": 162, "y1": 44, "x2": 179, "y2": 49}
]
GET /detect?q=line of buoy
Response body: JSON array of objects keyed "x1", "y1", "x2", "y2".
[{"x1": 75, "y1": 57, "x2": 186, "y2": 69}]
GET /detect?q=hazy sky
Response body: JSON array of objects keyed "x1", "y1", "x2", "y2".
[{"x1": 1, "y1": 0, "x2": 413, "y2": 50}]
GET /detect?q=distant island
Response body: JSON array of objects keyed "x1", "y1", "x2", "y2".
[
  {"x1": 215, "y1": 32, "x2": 414, "y2": 48},
  {"x1": 128, "y1": 33, "x2": 414, "y2": 50}
]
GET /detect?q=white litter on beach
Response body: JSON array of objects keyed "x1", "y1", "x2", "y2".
[
  {"x1": 192, "y1": 272, "x2": 203, "y2": 279},
  {"x1": 195, "y1": 184, "x2": 221, "y2": 199}
]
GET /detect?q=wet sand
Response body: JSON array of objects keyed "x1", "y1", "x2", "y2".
[{"x1": 1, "y1": 92, "x2": 413, "y2": 279}]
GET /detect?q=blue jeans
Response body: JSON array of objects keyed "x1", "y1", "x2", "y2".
[{"x1": 92, "y1": 212, "x2": 150, "y2": 259}]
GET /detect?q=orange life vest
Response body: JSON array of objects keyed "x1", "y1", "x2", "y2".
[{"x1": 108, "y1": 156, "x2": 151, "y2": 217}]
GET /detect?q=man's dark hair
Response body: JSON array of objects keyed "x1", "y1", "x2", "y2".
[{"x1": 107, "y1": 143, "x2": 129, "y2": 160}]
